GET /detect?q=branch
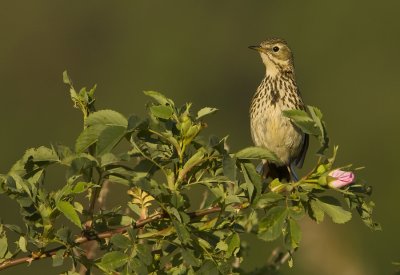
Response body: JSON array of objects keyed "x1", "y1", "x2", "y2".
[{"x1": 0, "y1": 204, "x2": 238, "y2": 271}]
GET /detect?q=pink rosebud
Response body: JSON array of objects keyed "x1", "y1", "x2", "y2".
[{"x1": 328, "y1": 169, "x2": 355, "y2": 188}]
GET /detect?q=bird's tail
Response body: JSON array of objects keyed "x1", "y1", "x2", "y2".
[{"x1": 257, "y1": 161, "x2": 291, "y2": 182}]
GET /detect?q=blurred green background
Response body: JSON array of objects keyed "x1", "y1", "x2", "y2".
[{"x1": 1, "y1": 1, "x2": 399, "y2": 274}]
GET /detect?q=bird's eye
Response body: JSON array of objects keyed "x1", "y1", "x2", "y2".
[{"x1": 272, "y1": 46, "x2": 280, "y2": 52}]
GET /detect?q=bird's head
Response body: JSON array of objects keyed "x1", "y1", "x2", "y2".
[{"x1": 249, "y1": 38, "x2": 294, "y2": 76}]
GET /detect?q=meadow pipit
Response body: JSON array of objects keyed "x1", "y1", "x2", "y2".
[{"x1": 249, "y1": 38, "x2": 308, "y2": 181}]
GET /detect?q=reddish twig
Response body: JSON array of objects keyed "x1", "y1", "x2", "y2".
[{"x1": 0, "y1": 204, "x2": 236, "y2": 271}]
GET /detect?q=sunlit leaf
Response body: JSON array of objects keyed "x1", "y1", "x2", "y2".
[
  {"x1": 196, "y1": 107, "x2": 218, "y2": 119},
  {"x1": 100, "y1": 251, "x2": 128, "y2": 271},
  {"x1": 56, "y1": 201, "x2": 82, "y2": 229},
  {"x1": 96, "y1": 125, "x2": 126, "y2": 156},
  {"x1": 258, "y1": 206, "x2": 288, "y2": 241},
  {"x1": 236, "y1": 146, "x2": 279, "y2": 162},
  {"x1": 149, "y1": 105, "x2": 174, "y2": 119},
  {"x1": 314, "y1": 197, "x2": 352, "y2": 224},
  {"x1": 85, "y1": 109, "x2": 128, "y2": 128}
]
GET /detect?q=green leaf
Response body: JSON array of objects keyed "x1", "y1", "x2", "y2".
[
  {"x1": 308, "y1": 106, "x2": 329, "y2": 154},
  {"x1": 172, "y1": 219, "x2": 191, "y2": 245},
  {"x1": 149, "y1": 105, "x2": 174, "y2": 119},
  {"x1": 127, "y1": 114, "x2": 143, "y2": 132},
  {"x1": 75, "y1": 124, "x2": 107, "y2": 153},
  {"x1": 56, "y1": 201, "x2": 82, "y2": 229},
  {"x1": 111, "y1": 234, "x2": 131, "y2": 249},
  {"x1": 285, "y1": 218, "x2": 302, "y2": 249},
  {"x1": 52, "y1": 249, "x2": 65, "y2": 267},
  {"x1": 255, "y1": 192, "x2": 284, "y2": 209},
  {"x1": 85, "y1": 109, "x2": 128, "y2": 128},
  {"x1": 241, "y1": 161, "x2": 262, "y2": 202},
  {"x1": 236, "y1": 146, "x2": 279, "y2": 162},
  {"x1": 29, "y1": 146, "x2": 59, "y2": 162},
  {"x1": 310, "y1": 199, "x2": 325, "y2": 223},
  {"x1": 222, "y1": 155, "x2": 236, "y2": 181},
  {"x1": 196, "y1": 107, "x2": 218, "y2": 119},
  {"x1": 0, "y1": 233, "x2": 8, "y2": 259},
  {"x1": 72, "y1": 182, "x2": 90, "y2": 194},
  {"x1": 258, "y1": 206, "x2": 288, "y2": 241},
  {"x1": 129, "y1": 258, "x2": 148, "y2": 275},
  {"x1": 197, "y1": 260, "x2": 219, "y2": 275},
  {"x1": 96, "y1": 125, "x2": 126, "y2": 156},
  {"x1": 136, "y1": 244, "x2": 153, "y2": 265},
  {"x1": 182, "y1": 149, "x2": 205, "y2": 172},
  {"x1": 314, "y1": 197, "x2": 352, "y2": 224},
  {"x1": 226, "y1": 233, "x2": 240, "y2": 257},
  {"x1": 282, "y1": 109, "x2": 320, "y2": 136},
  {"x1": 18, "y1": 236, "x2": 27, "y2": 252},
  {"x1": 182, "y1": 249, "x2": 201, "y2": 267},
  {"x1": 356, "y1": 200, "x2": 381, "y2": 230},
  {"x1": 100, "y1": 251, "x2": 129, "y2": 271},
  {"x1": 63, "y1": 70, "x2": 71, "y2": 85},
  {"x1": 143, "y1": 91, "x2": 174, "y2": 106}
]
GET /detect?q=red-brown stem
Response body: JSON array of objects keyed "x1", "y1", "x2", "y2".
[{"x1": 0, "y1": 205, "x2": 236, "y2": 271}]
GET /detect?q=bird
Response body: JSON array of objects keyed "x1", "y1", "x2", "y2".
[{"x1": 249, "y1": 38, "x2": 308, "y2": 181}]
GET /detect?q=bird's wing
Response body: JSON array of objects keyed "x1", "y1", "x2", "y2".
[{"x1": 295, "y1": 133, "x2": 308, "y2": 168}]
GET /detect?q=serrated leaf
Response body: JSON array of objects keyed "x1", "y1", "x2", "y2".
[
  {"x1": 196, "y1": 107, "x2": 218, "y2": 119},
  {"x1": 127, "y1": 114, "x2": 143, "y2": 132},
  {"x1": 110, "y1": 234, "x2": 131, "y2": 249},
  {"x1": 0, "y1": 234, "x2": 8, "y2": 258},
  {"x1": 29, "y1": 146, "x2": 59, "y2": 162},
  {"x1": 63, "y1": 70, "x2": 71, "y2": 84},
  {"x1": 85, "y1": 110, "x2": 128, "y2": 128},
  {"x1": 356, "y1": 200, "x2": 381, "y2": 230},
  {"x1": 222, "y1": 155, "x2": 236, "y2": 181},
  {"x1": 136, "y1": 244, "x2": 152, "y2": 265},
  {"x1": 143, "y1": 91, "x2": 174, "y2": 106},
  {"x1": 285, "y1": 218, "x2": 302, "y2": 249},
  {"x1": 197, "y1": 260, "x2": 219, "y2": 275},
  {"x1": 56, "y1": 201, "x2": 82, "y2": 229},
  {"x1": 282, "y1": 109, "x2": 320, "y2": 135},
  {"x1": 182, "y1": 249, "x2": 201, "y2": 267},
  {"x1": 72, "y1": 182, "x2": 89, "y2": 193},
  {"x1": 129, "y1": 258, "x2": 148, "y2": 275},
  {"x1": 100, "y1": 251, "x2": 129, "y2": 271},
  {"x1": 96, "y1": 125, "x2": 126, "y2": 156},
  {"x1": 52, "y1": 249, "x2": 65, "y2": 267},
  {"x1": 308, "y1": 106, "x2": 329, "y2": 154},
  {"x1": 236, "y1": 146, "x2": 279, "y2": 162},
  {"x1": 310, "y1": 199, "x2": 325, "y2": 223},
  {"x1": 225, "y1": 194, "x2": 241, "y2": 205},
  {"x1": 215, "y1": 240, "x2": 228, "y2": 252},
  {"x1": 75, "y1": 124, "x2": 107, "y2": 153},
  {"x1": 183, "y1": 149, "x2": 205, "y2": 172},
  {"x1": 241, "y1": 161, "x2": 262, "y2": 202},
  {"x1": 258, "y1": 206, "x2": 288, "y2": 241},
  {"x1": 314, "y1": 197, "x2": 352, "y2": 224},
  {"x1": 149, "y1": 105, "x2": 174, "y2": 119},
  {"x1": 18, "y1": 236, "x2": 27, "y2": 252},
  {"x1": 74, "y1": 202, "x2": 83, "y2": 213},
  {"x1": 172, "y1": 219, "x2": 191, "y2": 245},
  {"x1": 226, "y1": 233, "x2": 240, "y2": 257},
  {"x1": 255, "y1": 192, "x2": 284, "y2": 209}
]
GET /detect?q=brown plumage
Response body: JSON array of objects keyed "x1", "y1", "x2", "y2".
[{"x1": 249, "y1": 38, "x2": 308, "y2": 181}]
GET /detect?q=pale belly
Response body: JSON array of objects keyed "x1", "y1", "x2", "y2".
[{"x1": 250, "y1": 104, "x2": 304, "y2": 166}]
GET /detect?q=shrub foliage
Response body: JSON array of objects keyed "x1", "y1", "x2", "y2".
[{"x1": 0, "y1": 72, "x2": 379, "y2": 274}]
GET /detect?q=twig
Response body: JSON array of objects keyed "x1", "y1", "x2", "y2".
[{"x1": 0, "y1": 204, "x2": 242, "y2": 271}]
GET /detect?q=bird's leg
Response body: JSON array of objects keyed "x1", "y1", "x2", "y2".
[{"x1": 288, "y1": 163, "x2": 299, "y2": 182}]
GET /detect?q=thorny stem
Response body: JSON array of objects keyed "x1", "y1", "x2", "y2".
[{"x1": 0, "y1": 204, "x2": 247, "y2": 271}]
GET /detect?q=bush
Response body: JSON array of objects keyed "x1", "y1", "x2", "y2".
[{"x1": 0, "y1": 72, "x2": 379, "y2": 274}]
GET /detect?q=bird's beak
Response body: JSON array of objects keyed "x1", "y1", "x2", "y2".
[{"x1": 248, "y1": 45, "x2": 265, "y2": 53}]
